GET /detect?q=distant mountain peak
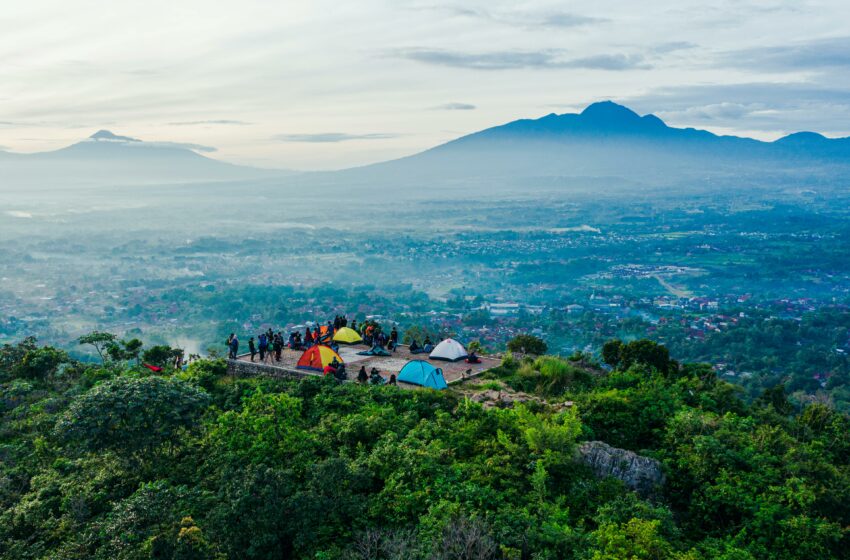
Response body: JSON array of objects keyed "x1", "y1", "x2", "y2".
[
  {"x1": 580, "y1": 100, "x2": 641, "y2": 122},
  {"x1": 89, "y1": 130, "x2": 140, "y2": 142},
  {"x1": 775, "y1": 131, "x2": 828, "y2": 144}
]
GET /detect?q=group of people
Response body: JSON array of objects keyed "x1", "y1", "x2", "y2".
[
  {"x1": 408, "y1": 336, "x2": 433, "y2": 354},
  {"x1": 356, "y1": 365, "x2": 396, "y2": 386},
  {"x1": 233, "y1": 316, "x2": 480, "y2": 373},
  {"x1": 363, "y1": 324, "x2": 399, "y2": 352}
]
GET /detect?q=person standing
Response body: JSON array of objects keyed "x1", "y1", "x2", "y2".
[
  {"x1": 230, "y1": 334, "x2": 239, "y2": 359},
  {"x1": 274, "y1": 332, "x2": 283, "y2": 361},
  {"x1": 248, "y1": 337, "x2": 256, "y2": 362},
  {"x1": 259, "y1": 333, "x2": 268, "y2": 361},
  {"x1": 226, "y1": 333, "x2": 234, "y2": 358},
  {"x1": 389, "y1": 327, "x2": 399, "y2": 352}
]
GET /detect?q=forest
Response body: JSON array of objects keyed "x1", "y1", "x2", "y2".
[{"x1": 1, "y1": 334, "x2": 848, "y2": 559}]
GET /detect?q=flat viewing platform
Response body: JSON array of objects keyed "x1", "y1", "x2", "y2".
[{"x1": 231, "y1": 343, "x2": 500, "y2": 387}]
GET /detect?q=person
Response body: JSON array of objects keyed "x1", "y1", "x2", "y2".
[
  {"x1": 258, "y1": 333, "x2": 267, "y2": 361},
  {"x1": 333, "y1": 315, "x2": 341, "y2": 331},
  {"x1": 466, "y1": 350, "x2": 481, "y2": 364},
  {"x1": 341, "y1": 315, "x2": 348, "y2": 327},
  {"x1": 230, "y1": 334, "x2": 239, "y2": 359},
  {"x1": 248, "y1": 337, "x2": 256, "y2": 362},
  {"x1": 274, "y1": 332, "x2": 283, "y2": 361},
  {"x1": 369, "y1": 369, "x2": 385, "y2": 385},
  {"x1": 388, "y1": 374, "x2": 397, "y2": 385},
  {"x1": 423, "y1": 336, "x2": 434, "y2": 353},
  {"x1": 351, "y1": 319, "x2": 357, "y2": 332},
  {"x1": 304, "y1": 327, "x2": 312, "y2": 347},
  {"x1": 324, "y1": 358, "x2": 339, "y2": 377},
  {"x1": 357, "y1": 365, "x2": 368, "y2": 384},
  {"x1": 409, "y1": 339, "x2": 421, "y2": 353},
  {"x1": 226, "y1": 333, "x2": 234, "y2": 358},
  {"x1": 389, "y1": 327, "x2": 398, "y2": 352},
  {"x1": 330, "y1": 341, "x2": 340, "y2": 353}
]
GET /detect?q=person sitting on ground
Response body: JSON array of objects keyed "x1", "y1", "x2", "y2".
[
  {"x1": 357, "y1": 365, "x2": 368, "y2": 384},
  {"x1": 423, "y1": 336, "x2": 434, "y2": 353},
  {"x1": 335, "y1": 362, "x2": 347, "y2": 380},
  {"x1": 324, "y1": 357, "x2": 340, "y2": 377},
  {"x1": 409, "y1": 339, "x2": 425, "y2": 354},
  {"x1": 388, "y1": 374, "x2": 397, "y2": 386},
  {"x1": 369, "y1": 369, "x2": 386, "y2": 385},
  {"x1": 248, "y1": 337, "x2": 256, "y2": 362},
  {"x1": 466, "y1": 351, "x2": 481, "y2": 364}
]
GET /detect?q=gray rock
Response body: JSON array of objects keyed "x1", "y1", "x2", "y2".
[{"x1": 577, "y1": 441, "x2": 665, "y2": 498}]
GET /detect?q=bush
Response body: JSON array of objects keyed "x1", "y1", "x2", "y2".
[{"x1": 506, "y1": 335, "x2": 547, "y2": 356}]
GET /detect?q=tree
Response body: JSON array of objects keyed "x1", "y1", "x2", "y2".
[
  {"x1": 507, "y1": 334, "x2": 547, "y2": 356},
  {"x1": 143, "y1": 345, "x2": 182, "y2": 369},
  {"x1": 107, "y1": 338, "x2": 144, "y2": 365},
  {"x1": 402, "y1": 325, "x2": 439, "y2": 345},
  {"x1": 601, "y1": 339, "x2": 623, "y2": 368},
  {"x1": 54, "y1": 376, "x2": 209, "y2": 465},
  {"x1": 17, "y1": 346, "x2": 69, "y2": 380},
  {"x1": 78, "y1": 331, "x2": 117, "y2": 364}
]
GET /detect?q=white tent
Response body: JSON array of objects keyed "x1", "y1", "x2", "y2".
[{"x1": 429, "y1": 338, "x2": 468, "y2": 361}]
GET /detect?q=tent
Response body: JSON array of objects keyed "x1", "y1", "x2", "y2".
[
  {"x1": 357, "y1": 345, "x2": 391, "y2": 357},
  {"x1": 429, "y1": 338, "x2": 468, "y2": 361},
  {"x1": 333, "y1": 326, "x2": 363, "y2": 344},
  {"x1": 398, "y1": 360, "x2": 448, "y2": 390},
  {"x1": 296, "y1": 345, "x2": 343, "y2": 372}
]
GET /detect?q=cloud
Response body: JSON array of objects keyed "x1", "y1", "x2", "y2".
[
  {"x1": 274, "y1": 132, "x2": 399, "y2": 143},
  {"x1": 626, "y1": 82, "x2": 850, "y2": 134},
  {"x1": 167, "y1": 119, "x2": 252, "y2": 126},
  {"x1": 565, "y1": 54, "x2": 649, "y2": 71},
  {"x1": 6, "y1": 211, "x2": 33, "y2": 219},
  {"x1": 650, "y1": 41, "x2": 698, "y2": 54},
  {"x1": 431, "y1": 102, "x2": 476, "y2": 110},
  {"x1": 449, "y1": 7, "x2": 606, "y2": 28},
  {"x1": 396, "y1": 48, "x2": 648, "y2": 71},
  {"x1": 721, "y1": 36, "x2": 850, "y2": 71},
  {"x1": 145, "y1": 141, "x2": 218, "y2": 152}
]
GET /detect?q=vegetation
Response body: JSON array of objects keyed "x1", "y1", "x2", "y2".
[{"x1": 1, "y1": 335, "x2": 848, "y2": 559}]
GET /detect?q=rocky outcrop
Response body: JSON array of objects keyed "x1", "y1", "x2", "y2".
[
  {"x1": 577, "y1": 441, "x2": 665, "y2": 498},
  {"x1": 464, "y1": 387, "x2": 574, "y2": 411}
]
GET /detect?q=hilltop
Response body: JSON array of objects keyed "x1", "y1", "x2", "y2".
[
  {"x1": 1, "y1": 333, "x2": 848, "y2": 558},
  {"x1": 0, "y1": 129, "x2": 283, "y2": 187},
  {"x1": 343, "y1": 100, "x2": 850, "y2": 191}
]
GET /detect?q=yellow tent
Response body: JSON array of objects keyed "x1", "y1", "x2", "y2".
[
  {"x1": 296, "y1": 345, "x2": 344, "y2": 371},
  {"x1": 333, "y1": 326, "x2": 363, "y2": 344}
]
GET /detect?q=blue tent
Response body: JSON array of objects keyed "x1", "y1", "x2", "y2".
[{"x1": 397, "y1": 360, "x2": 448, "y2": 390}]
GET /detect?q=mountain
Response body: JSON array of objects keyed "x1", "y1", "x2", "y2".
[
  {"x1": 350, "y1": 101, "x2": 850, "y2": 191},
  {"x1": 1, "y1": 130, "x2": 281, "y2": 188}
]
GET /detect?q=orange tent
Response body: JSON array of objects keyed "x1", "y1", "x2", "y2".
[{"x1": 296, "y1": 345, "x2": 343, "y2": 372}]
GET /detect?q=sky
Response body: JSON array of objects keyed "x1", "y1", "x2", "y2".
[{"x1": 1, "y1": 0, "x2": 849, "y2": 170}]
